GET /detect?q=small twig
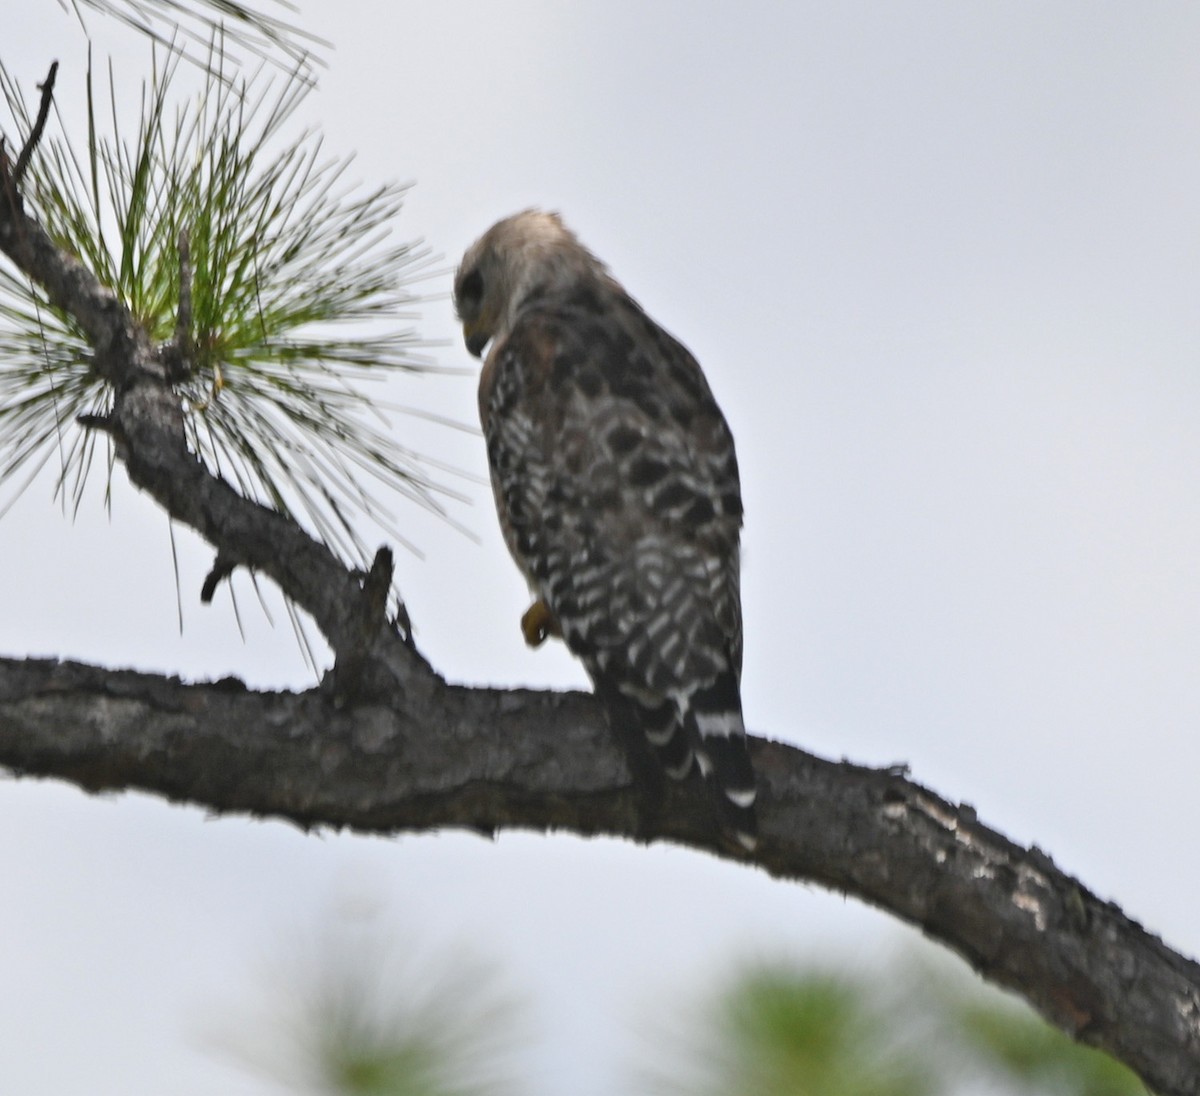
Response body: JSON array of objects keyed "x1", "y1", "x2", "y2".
[
  {"x1": 11, "y1": 62, "x2": 58, "y2": 190},
  {"x1": 76, "y1": 412, "x2": 115, "y2": 434},
  {"x1": 201, "y1": 552, "x2": 238, "y2": 604},
  {"x1": 359, "y1": 545, "x2": 394, "y2": 622},
  {"x1": 330, "y1": 546, "x2": 396, "y2": 704}
]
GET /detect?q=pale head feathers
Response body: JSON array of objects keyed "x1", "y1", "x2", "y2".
[{"x1": 454, "y1": 209, "x2": 619, "y2": 358}]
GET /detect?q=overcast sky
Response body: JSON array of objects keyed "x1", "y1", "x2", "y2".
[{"x1": 2, "y1": 4, "x2": 1199, "y2": 1094}]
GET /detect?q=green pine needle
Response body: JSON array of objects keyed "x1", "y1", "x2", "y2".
[
  {"x1": 66, "y1": 0, "x2": 328, "y2": 82},
  {"x1": 0, "y1": 47, "x2": 469, "y2": 566}
]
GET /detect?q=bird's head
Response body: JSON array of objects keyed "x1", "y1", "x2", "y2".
[{"x1": 453, "y1": 209, "x2": 602, "y2": 358}]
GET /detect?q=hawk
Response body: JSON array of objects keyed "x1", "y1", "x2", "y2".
[{"x1": 454, "y1": 210, "x2": 757, "y2": 850}]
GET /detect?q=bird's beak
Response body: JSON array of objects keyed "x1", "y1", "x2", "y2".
[
  {"x1": 465, "y1": 329, "x2": 488, "y2": 358},
  {"x1": 461, "y1": 318, "x2": 489, "y2": 358}
]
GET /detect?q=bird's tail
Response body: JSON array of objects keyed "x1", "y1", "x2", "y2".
[
  {"x1": 595, "y1": 684, "x2": 675, "y2": 809},
  {"x1": 683, "y1": 671, "x2": 758, "y2": 851},
  {"x1": 596, "y1": 675, "x2": 758, "y2": 850},
  {"x1": 639, "y1": 698, "x2": 695, "y2": 780}
]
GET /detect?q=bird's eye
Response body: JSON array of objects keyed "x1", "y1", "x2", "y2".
[{"x1": 457, "y1": 268, "x2": 484, "y2": 309}]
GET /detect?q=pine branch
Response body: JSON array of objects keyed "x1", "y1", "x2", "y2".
[{"x1": 0, "y1": 54, "x2": 454, "y2": 565}]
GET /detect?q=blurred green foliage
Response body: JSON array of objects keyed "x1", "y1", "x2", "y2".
[
  {"x1": 647, "y1": 956, "x2": 1146, "y2": 1096},
  {"x1": 227, "y1": 921, "x2": 1145, "y2": 1096}
]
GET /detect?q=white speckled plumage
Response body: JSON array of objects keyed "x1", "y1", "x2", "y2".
[{"x1": 455, "y1": 210, "x2": 757, "y2": 848}]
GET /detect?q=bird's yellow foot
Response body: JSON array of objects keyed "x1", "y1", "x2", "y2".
[{"x1": 521, "y1": 599, "x2": 561, "y2": 647}]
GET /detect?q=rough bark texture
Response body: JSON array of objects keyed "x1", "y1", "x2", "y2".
[{"x1": 2, "y1": 74, "x2": 1198, "y2": 1094}]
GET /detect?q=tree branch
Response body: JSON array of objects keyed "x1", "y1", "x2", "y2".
[
  {"x1": 1, "y1": 67, "x2": 1197, "y2": 1095},
  {"x1": 0, "y1": 655, "x2": 1196, "y2": 1093}
]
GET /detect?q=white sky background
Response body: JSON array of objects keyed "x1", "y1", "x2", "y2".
[{"x1": 1, "y1": 3, "x2": 1199, "y2": 1093}]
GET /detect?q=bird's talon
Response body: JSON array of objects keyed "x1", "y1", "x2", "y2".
[{"x1": 521, "y1": 599, "x2": 560, "y2": 647}]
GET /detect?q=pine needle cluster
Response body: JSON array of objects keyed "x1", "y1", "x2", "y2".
[{"x1": 0, "y1": 46, "x2": 466, "y2": 563}]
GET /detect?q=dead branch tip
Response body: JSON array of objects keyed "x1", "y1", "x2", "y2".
[
  {"x1": 11, "y1": 62, "x2": 59, "y2": 190},
  {"x1": 201, "y1": 554, "x2": 237, "y2": 604}
]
